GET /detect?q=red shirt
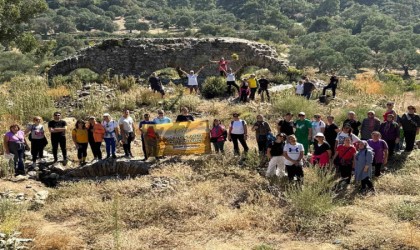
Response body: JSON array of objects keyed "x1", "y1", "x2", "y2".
[
  {"x1": 218, "y1": 60, "x2": 228, "y2": 71},
  {"x1": 337, "y1": 145, "x2": 356, "y2": 160}
]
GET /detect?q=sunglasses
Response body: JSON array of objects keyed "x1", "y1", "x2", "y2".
[
  {"x1": 54, "y1": 115, "x2": 61, "y2": 117},
  {"x1": 314, "y1": 116, "x2": 320, "y2": 118}
]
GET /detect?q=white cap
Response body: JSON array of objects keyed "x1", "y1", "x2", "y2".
[
  {"x1": 315, "y1": 132, "x2": 325, "y2": 137},
  {"x1": 298, "y1": 112, "x2": 306, "y2": 116},
  {"x1": 103, "y1": 113, "x2": 110, "y2": 117}
]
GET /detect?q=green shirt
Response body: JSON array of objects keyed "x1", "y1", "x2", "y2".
[{"x1": 295, "y1": 119, "x2": 312, "y2": 139}]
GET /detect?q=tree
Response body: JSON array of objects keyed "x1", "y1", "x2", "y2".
[
  {"x1": 176, "y1": 16, "x2": 193, "y2": 30},
  {"x1": 0, "y1": 0, "x2": 48, "y2": 48},
  {"x1": 267, "y1": 10, "x2": 291, "y2": 30},
  {"x1": 31, "y1": 16, "x2": 55, "y2": 37},
  {"x1": 314, "y1": 0, "x2": 339, "y2": 17},
  {"x1": 15, "y1": 32, "x2": 39, "y2": 53},
  {"x1": 390, "y1": 49, "x2": 420, "y2": 78},
  {"x1": 344, "y1": 46, "x2": 371, "y2": 69},
  {"x1": 308, "y1": 17, "x2": 333, "y2": 33}
]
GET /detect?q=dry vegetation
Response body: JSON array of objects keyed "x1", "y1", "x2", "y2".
[{"x1": 0, "y1": 72, "x2": 420, "y2": 249}]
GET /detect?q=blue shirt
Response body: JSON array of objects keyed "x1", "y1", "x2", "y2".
[{"x1": 153, "y1": 117, "x2": 172, "y2": 124}]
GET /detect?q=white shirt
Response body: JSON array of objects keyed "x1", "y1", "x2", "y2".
[
  {"x1": 283, "y1": 143, "x2": 304, "y2": 165},
  {"x1": 335, "y1": 132, "x2": 360, "y2": 147},
  {"x1": 296, "y1": 84, "x2": 304, "y2": 94},
  {"x1": 187, "y1": 74, "x2": 198, "y2": 86},
  {"x1": 230, "y1": 120, "x2": 247, "y2": 135},
  {"x1": 226, "y1": 73, "x2": 235, "y2": 82},
  {"x1": 312, "y1": 120, "x2": 326, "y2": 139},
  {"x1": 118, "y1": 116, "x2": 134, "y2": 132},
  {"x1": 102, "y1": 120, "x2": 118, "y2": 138}
]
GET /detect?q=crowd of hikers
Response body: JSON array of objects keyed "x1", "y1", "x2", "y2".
[{"x1": 2, "y1": 58, "x2": 419, "y2": 194}]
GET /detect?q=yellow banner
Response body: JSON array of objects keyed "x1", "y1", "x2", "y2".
[{"x1": 142, "y1": 120, "x2": 211, "y2": 156}]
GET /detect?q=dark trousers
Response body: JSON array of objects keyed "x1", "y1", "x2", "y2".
[
  {"x1": 326, "y1": 139, "x2": 335, "y2": 157},
  {"x1": 227, "y1": 81, "x2": 240, "y2": 96},
  {"x1": 240, "y1": 92, "x2": 248, "y2": 102},
  {"x1": 339, "y1": 164, "x2": 352, "y2": 183},
  {"x1": 249, "y1": 88, "x2": 257, "y2": 100},
  {"x1": 141, "y1": 136, "x2": 148, "y2": 159},
  {"x1": 385, "y1": 139, "x2": 396, "y2": 159},
  {"x1": 322, "y1": 84, "x2": 337, "y2": 97},
  {"x1": 8, "y1": 142, "x2": 25, "y2": 174},
  {"x1": 404, "y1": 130, "x2": 416, "y2": 151},
  {"x1": 231, "y1": 134, "x2": 249, "y2": 155},
  {"x1": 51, "y1": 135, "x2": 67, "y2": 161},
  {"x1": 373, "y1": 162, "x2": 383, "y2": 177},
  {"x1": 104, "y1": 138, "x2": 116, "y2": 157},
  {"x1": 212, "y1": 141, "x2": 225, "y2": 153},
  {"x1": 259, "y1": 88, "x2": 270, "y2": 102},
  {"x1": 257, "y1": 136, "x2": 268, "y2": 155},
  {"x1": 77, "y1": 143, "x2": 88, "y2": 160},
  {"x1": 361, "y1": 177, "x2": 374, "y2": 190},
  {"x1": 303, "y1": 92, "x2": 311, "y2": 100},
  {"x1": 123, "y1": 132, "x2": 134, "y2": 156},
  {"x1": 286, "y1": 164, "x2": 304, "y2": 183},
  {"x1": 89, "y1": 140, "x2": 102, "y2": 159},
  {"x1": 31, "y1": 138, "x2": 45, "y2": 162}
]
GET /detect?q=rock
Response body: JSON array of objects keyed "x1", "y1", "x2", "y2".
[
  {"x1": 79, "y1": 91, "x2": 90, "y2": 97},
  {"x1": 269, "y1": 84, "x2": 294, "y2": 92},
  {"x1": 11, "y1": 175, "x2": 28, "y2": 182},
  {"x1": 35, "y1": 190, "x2": 49, "y2": 200},
  {"x1": 50, "y1": 163, "x2": 65, "y2": 174}
]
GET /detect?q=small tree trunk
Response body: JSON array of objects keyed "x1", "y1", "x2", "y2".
[{"x1": 402, "y1": 65, "x2": 410, "y2": 78}]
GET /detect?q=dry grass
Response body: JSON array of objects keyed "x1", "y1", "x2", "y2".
[
  {"x1": 46, "y1": 85, "x2": 71, "y2": 100},
  {"x1": 0, "y1": 71, "x2": 420, "y2": 249}
]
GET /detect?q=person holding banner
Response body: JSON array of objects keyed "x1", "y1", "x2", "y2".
[
  {"x1": 228, "y1": 113, "x2": 249, "y2": 156},
  {"x1": 210, "y1": 119, "x2": 226, "y2": 153},
  {"x1": 119, "y1": 109, "x2": 136, "y2": 159},
  {"x1": 176, "y1": 107, "x2": 195, "y2": 122},
  {"x1": 139, "y1": 114, "x2": 155, "y2": 161},
  {"x1": 153, "y1": 110, "x2": 172, "y2": 124}
]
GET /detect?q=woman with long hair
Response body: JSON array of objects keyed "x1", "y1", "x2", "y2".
[
  {"x1": 72, "y1": 120, "x2": 89, "y2": 165},
  {"x1": 3, "y1": 124, "x2": 27, "y2": 175},
  {"x1": 210, "y1": 119, "x2": 226, "y2": 153}
]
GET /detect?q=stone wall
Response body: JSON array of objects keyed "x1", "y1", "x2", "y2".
[{"x1": 48, "y1": 37, "x2": 288, "y2": 79}]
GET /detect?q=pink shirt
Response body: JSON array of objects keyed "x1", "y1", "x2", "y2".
[{"x1": 5, "y1": 131, "x2": 25, "y2": 143}]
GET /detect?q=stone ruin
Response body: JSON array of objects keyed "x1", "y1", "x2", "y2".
[{"x1": 47, "y1": 37, "x2": 288, "y2": 79}]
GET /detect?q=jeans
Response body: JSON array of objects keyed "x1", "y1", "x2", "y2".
[
  {"x1": 212, "y1": 141, "x2": 225, "y2": 153},
  {"x1": 230, "y1": 134, "x2": 249, "y2": 155},
  {"x1": 322, "y1": 83, "x2": 337, "y2": 97},
  {"x1": 104, "y1": 138, "x2": 116, "y2": 157},
  {"x1": 8, "y1": 142, "x2": 25, "y2": 174},
  {"x1": 51, "y1": 135, "x2": 67, "y2": 161}
]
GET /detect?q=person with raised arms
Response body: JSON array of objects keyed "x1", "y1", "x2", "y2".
[{"x1": 178, "y1": 66, "x2": 205, "y2": 95}]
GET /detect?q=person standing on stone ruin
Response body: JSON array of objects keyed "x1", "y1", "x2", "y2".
[
  {"x1": 118, "y1": 109, "x2": 136, "y2": 159},
  {"x1": 25, "y1": 116, "x2": 48, "y2": 168},
  {"x1": 247, "y1": 74, "x2": 258, "y2": 101},
  {"x1": 72, "y1": 120, "x2": 89, "y2": 166},
  {"x1": 209, "y1": 57, "x2": 229, "y2": 76},
  {"x1": 224, "y1": 67, "x2": 241, "y2": 96},
  {"x1": 102, "y1": 113, "x2": 119, "y2": 159},
  {"x1": 179, "y1": 66, "x2": 205, "y2": 95},
  {"x1": 87, "y1": 116, "x2": 105, "y2": 161},
  {"x1": 149, "y1": 72, "x2": 165, "y2": 98}
]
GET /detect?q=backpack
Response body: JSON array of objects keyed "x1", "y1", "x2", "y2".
[{"x1": 266, "y1": 132, "x2": 276, "y2": 147}]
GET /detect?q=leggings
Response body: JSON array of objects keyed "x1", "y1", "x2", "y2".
[
  {"x1": 31, "y1": 138, "x2": 45, "y2": 162},
  {"x1": 249, "y1": 88, "x2": 257, "y2": 100},
  {"x1": 373, "y1": 162, "x2": 383, "y2": 177},
  {"x1": 339, "y1": 163, "x2": 352, "y2": 183},
  {"x1": 89, "y1": 140, "x2": 102, "y2": 159},
  {"x1": 77, "y1": 143, "x2": 88, "y2": 160},
  {"x1": 286, "y1": 164, "x2": 304, "y2": 183}
]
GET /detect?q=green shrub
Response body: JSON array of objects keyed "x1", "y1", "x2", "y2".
[
  {"x1": 201, "y1": 76, "x2": 226, "y2": 99},
  {"x1": 69, "y1": 68, "x2": 99, "y2": 83},
  {"x1": 392, "y1": 201, "x2": 420, "y2": 223},
  {"x1": 0, "y1": 199, "x2": 24, "y2": 235},
  {"x1": 111, "y1": 75, "x2": 136, "y2": 92}
]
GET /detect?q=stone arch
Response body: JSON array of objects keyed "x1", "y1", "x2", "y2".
[{"x1": 48, "y1": 38, "x2": 288, "y2": 81}]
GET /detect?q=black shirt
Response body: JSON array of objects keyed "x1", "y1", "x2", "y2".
[
  {"x1": 278, "y1": 120, "x2": 294, "y2": 135},
  {"x1": 176, "y1": 115, "x2": 194, "y2": 122},
  {"x1": 324, "y1": 123, "x2": 338, "y2": 143},
  {"x1": 400, "y1": 113, "x2": 420, "y2": 132},
  {"x1": 88, "y1": 125, "x2": 94, "y2": 142},
  {"x1": 268, "y1": 141, "x2": 285, "y2": 156},
  {"x1": 313, "y1": 142, "x2": 331, "y2": 156},
  {"x1": 343, "y1": 119, "x2": 361, "y2": 136},
  {"x1": 330, "y1": 76, "x2": 339, "y2": 85},
  {"x1": 258, "y1": 79, "x2": 269, "y2": 89},
  {"x1": 149, "y1": 76, "x2": 161, "y2": 89},
  {"x1": 303, "y1": 81, "x2": 315, "y2": 94},
  {"x1": 48, "y1": 120, "x2": 67, "y2": 137}
]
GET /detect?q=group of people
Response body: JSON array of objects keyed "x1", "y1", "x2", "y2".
[
  {"x1": 149, "y1": 57, "x2": 340, "y2": 104},
  {"x1": 208, "y1": 103, "x2": 419, "y2": 193}
]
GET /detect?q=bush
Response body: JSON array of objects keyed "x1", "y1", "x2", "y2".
[
  {"x1": 70, "y1": 68, "x2": 99, "y2": 83},
  {"x1": 201, "y1": 76, "x2": 226, "y2": 98},
  {"x1": 0, "y1": 199, "x2": 24, "y2": 235},
  {"x1": 392, "y1": 201, "x2": 420, "y2": 224},
  {"x1": 271, "y1": 92, "x2": 325, "y2": 118}
]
